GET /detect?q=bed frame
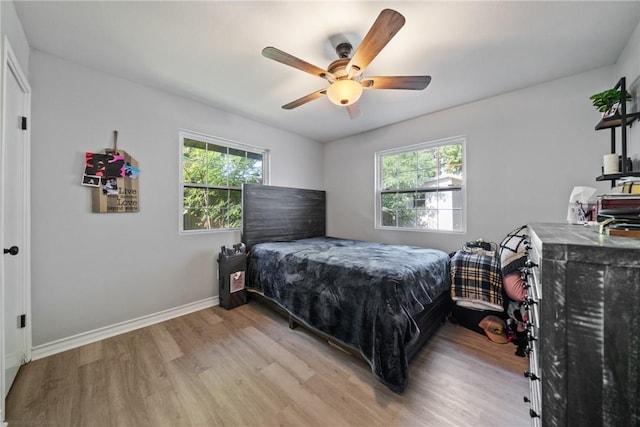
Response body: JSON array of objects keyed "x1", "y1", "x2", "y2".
[
  {"x1": 242, "y1": 184, "x2": 326, "y2": 250},
  {"x1": 241, "y1": 184, "x2": 450, "y2": 363}
]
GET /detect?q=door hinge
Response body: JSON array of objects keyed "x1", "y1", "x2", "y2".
[
  {"x1": 21, "y1": 116, "x2": 27, "y2": 130},
  {"x1": 18, "y1": 314, "x2": 26, "y2": 328}
]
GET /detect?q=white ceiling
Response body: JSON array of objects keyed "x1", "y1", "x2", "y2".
[{"x1": 13, "y1": 1, "x2": 640, "y2": 143}]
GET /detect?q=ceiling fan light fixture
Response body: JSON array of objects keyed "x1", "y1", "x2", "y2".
[{"x1": 326, "y1": 79, "x2": 363, "y2": 106}]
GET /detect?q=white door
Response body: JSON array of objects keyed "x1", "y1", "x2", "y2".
[{"x1": 1, "y1": 37, "x2": 31, "y2": 419}]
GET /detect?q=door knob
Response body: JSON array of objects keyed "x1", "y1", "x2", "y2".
[{"x1": 3, "y1": 246, "x2": 19, "y2": 255}]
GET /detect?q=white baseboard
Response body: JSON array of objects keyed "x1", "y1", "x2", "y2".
[{"x1": 31, "y1": 297, "x2": 219, "y2": 361}]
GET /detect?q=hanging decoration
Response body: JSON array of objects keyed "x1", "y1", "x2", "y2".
[{"x1": 82, "y1": 130, "x2": 140, "y2": 213}]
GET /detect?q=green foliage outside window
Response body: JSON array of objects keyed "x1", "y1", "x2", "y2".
[
  {"x1": 182, "y1": 138, "x2": 263, "y2": 231},
  {"x1": 379, "y1": 142, "x2": 464, "y2": 231}
]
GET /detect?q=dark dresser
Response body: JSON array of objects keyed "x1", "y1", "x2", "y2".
[{"x1": 524, "y1": 223, "x2": 640, "y2": 426}]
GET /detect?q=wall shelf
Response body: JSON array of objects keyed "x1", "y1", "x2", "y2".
[
  {"x1": 595, "y1": 111, "x2": 640, "y2": 130},
  {"x1": 596, "y1": 171, "x2": 640, "y2": 182},
  {"x1": 595, "y1": 77, "x2": 636, "y2": 187}
]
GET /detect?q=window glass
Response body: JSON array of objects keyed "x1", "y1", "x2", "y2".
[
  {"x1": 180, "y1": 131, "x2": 268, "y2": 233},
  {"x1": 376, "y1": 137, "x2": 465, "y2": 233}
]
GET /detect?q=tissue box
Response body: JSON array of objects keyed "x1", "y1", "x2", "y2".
[
  {"x1": 567, "y1": 201, "x2": 596, "y2": 224},
  {"x1": 566, "y1": 186, "x2": 597, "y2": 224}
]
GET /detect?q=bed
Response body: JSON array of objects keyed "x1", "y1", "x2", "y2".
[{"x1": 242, "y1": 184, "x2": 451, "y2": 392}]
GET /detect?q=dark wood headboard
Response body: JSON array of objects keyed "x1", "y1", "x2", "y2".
[{"x1": 242, "y1": 184, "x2": 326, "y2": 250}]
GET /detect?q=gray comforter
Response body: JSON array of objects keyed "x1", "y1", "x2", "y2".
[{"x1": 246, "y1": 237, "x2": 451, "y2": 392}]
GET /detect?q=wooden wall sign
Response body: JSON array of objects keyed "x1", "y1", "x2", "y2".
[{"x1": 91, "y1": 149, "x2": 139, "y2": 213}]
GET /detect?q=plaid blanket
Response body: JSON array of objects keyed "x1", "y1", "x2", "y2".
[{"x1": 450, "y1": 250, "x2": 504, "y2": 311}]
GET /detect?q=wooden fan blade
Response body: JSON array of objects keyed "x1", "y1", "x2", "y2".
[
  {"x1": 346, "y1": 9, "x2": 405, "y2": 78},
  {"x1": 263, "y1": 47, "x2": 334, "y2": 81},
  {"x1": 346, "y1": 102, "x2": 361, "y2": 119},
  {"x1": 361, "y1": 76, "x2": 431, "y2": 90},
  {"x1": 282, "y1": 89, "x2": 327, "y2": 110}
]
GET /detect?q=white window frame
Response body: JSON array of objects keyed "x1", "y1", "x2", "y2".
[
  {"x1": 179, "y1": 129, "x2": 269, "y2": 234},
  {"x1": 374, "y1": 136, "x2": 466, "y2": 234}
]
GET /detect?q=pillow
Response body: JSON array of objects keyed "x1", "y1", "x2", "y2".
[
  {"x1": 503, "y1": 271, "x2": 526, "y2": 302},
  {"x1": 499, "y1": 225, "x2": 529, "y2": 275}
]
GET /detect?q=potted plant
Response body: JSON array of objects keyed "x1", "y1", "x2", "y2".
[{"x1": 590, "y1": 88, "x2": 632, "y2": 117}]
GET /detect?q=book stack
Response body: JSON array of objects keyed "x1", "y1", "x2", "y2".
[
  {"x1": 622, "y1": 181, "x2": 640, "y2": 194},
  {"x1": 597, "y1": 194, "x2": 640, "y2": 237}
]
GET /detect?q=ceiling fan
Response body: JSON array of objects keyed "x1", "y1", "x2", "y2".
[{"x1": 262, "y1": 8, "x2": 431, "y2": 119}]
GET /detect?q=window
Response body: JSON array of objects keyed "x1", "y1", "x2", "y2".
[
  {"x1": 180, "y1": 131, "x2": 268, "y2": 233},
  {"x1": 375, "y1": 136, "x2": 465, "y2": 233}
]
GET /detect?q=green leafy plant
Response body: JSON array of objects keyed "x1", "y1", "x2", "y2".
[{"x1": 589, "y1": 88, "x2": 632, "y2": 113}]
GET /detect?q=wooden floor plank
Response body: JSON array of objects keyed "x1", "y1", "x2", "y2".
[
  {"x1": 70, "y1": 360, "x2": 109, "y2": 427},
  {"x1": 195, "y1": 306, "x2": 224, "y2": 326},
  {"x1": 103, "y1": 332, "x2": 154, "y2": 427},
  {"x1": 303, "y1": 373, "x2": 388, "y2": 426},
  {"x1": 238, "y1": 325, "x2": 316, "y2": 381},
  {"x1": 259, "y1": 361, "x2": 352, "y2": 427},
  {"x1": 163, "y1": 355, "x2": 223, "y2": 426},
  {"x1": 144, "y1": 387, "x2": 191, "y2": 427},
  {"x1": 197, "y1": 357, "x2": 263, "y2": 426},
  {"x1": 147, "y1": 322, "x2": 184, "y2": 363},
  {"x1": 78, "y1": 340, "x2": 103, "y2": 367},
  {"x1": 35, "y1": 349, "x2": 79, "y2": 426},
  {"x1": 104, "y1": 358, "x2": 152, "y2": 427},
  {"x1": 6, "y1": 302, "x2": 530, "y2": 427},
  {"x1": 4, "y1": 357, "x2": 49, "y2": 424}
]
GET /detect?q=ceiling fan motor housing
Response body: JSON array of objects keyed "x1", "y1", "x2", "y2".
[
  {"x1": 327, "y1": 58, "x2": 350, "y2": 80},
  {"x1": 335, "y1": 42, "x2": 353, "y2": 59}
]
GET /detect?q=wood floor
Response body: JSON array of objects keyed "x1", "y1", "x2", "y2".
[{"x1": 6, "y1": 301, "x2": 531, "y2": 426}]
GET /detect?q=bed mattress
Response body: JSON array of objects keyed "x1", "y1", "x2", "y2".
[{"x1": 246, "y1": 236, "x2": 451, "y2": 392}]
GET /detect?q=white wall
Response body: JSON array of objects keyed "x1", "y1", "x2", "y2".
[
  {"x1": 616, "y1": 19, "x2": 640, "y2": 169},
  {"x1": 29, "y1": 50, "x2": 323, "y2": 347},
  {"x1": 1, "y1": 0, "x2": 29, "y2": 74},
  {"x1": 324, "y1": 67, "x2": 617, "y2": 253}
]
